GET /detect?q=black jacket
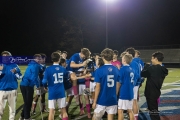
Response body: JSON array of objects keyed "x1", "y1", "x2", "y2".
[{"x1": 141, "y1": 64, "x2": 168, "y2": 99}]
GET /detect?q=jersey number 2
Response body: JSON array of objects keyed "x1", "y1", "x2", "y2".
[
  {"x1": 107, "y1": 75, "x2": 114, "y2": 87},
  {"x1": 53, "y1": 73, "x2": 63, "y2": 84}
]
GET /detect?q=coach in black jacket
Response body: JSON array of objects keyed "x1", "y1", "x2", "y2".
[{"x1": 141, "y1": 51, "x2": 168, "y2": 120}]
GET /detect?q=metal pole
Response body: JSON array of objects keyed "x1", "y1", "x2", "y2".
[{"x1": 105, "y1": 0, "x2": 108, "y2": 48}]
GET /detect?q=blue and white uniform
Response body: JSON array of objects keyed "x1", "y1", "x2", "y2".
[
  {"x1": 42, "y1": 64, "x2": 68, "y2": 109},
  {"x1": 130, "y1": 59, "x2": 141, "y2": 99},
  {"x1": 94, "y1": 64, "x2": 120, "y2": 115},
  {"x1": 118, "y1": 65, "x2": 134, "y2": 110}
]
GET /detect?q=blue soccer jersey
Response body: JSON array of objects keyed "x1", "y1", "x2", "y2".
[
  {"x1": 133, "y1": 57, "x2": 144, "y2": 71},
  {"x1": 66, "y1": 53, "x2": 83, "y2": 73},
  {"x1": 119, "y1": 65, "x2": 134, "y2": 100},
  {"x1": 130, "y1": 59, "x2": 141, "y2": 86},
  {"x1": 42, "y1": 64, "x2": 68, "y2": 100},
  {"x1": 95, "y1": 64, "x2": 120, "y2": 106}
]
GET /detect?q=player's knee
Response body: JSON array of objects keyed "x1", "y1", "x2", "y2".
[
  {"x1": 93, "y1": 111, "x2": 104, "y2": 120},
  {"x1": 127, "y1": 109, "x2": 133, "y2": 114},
  {"x1": 70, "y1": 73, "x2": 77, "y2": 81}
]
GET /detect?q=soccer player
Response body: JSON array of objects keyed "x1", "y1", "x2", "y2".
[
  {"x1": 125, "y1": 47, "x2": 141, "y2": 120},
  {"x1": 32, "y1": 53, "x2": 48, "y2": 115},
  {"x1": 92, "y1": 48, "x2": 120, "y2": 120},
  {"x1": 134, "y1": 50, "x2": 145, "y2": 102},
  {"x1": 19, "y1": 54, "x2": 42, "y2": 120},
  {"x1": 89, "y1": 57, "x2": 104, "y2": 106},
  {"x1": 59, "y1": 58, "x2": 73, "y2": 115},
  {"x1": 111, "y1": 50, "x2": 121, "y2": 69},
  {"x1": 0, "y1": 51, "x2": 22, "y2": 120},
  {"x1": 76, "y1": 68, "x2": 92, "y2": 118},
  {"x1": 134, "y1": 50, "x2": 144, "y2": 70},
  {"x1": 141, "y1": 51, "x2": 168, "y2": 120},
  {"x1": 117, "y1": 53, "x2": 134, "y2": 120},
  {"x1": 66, "y1": 48, "x2": 91, "y2": 104},
  {"x1": 61, "y1": 51, "x2": 69, "y2": 67},
  {"x1": 42, "y1": 52, "x2": 68, "y2": 120}
]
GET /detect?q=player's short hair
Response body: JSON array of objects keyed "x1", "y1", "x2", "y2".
[
  {"x1": 60, "y1": 58, "x2": 66, "y2": 65},
  {"x1": 1, "y1": 51, "x2": 11, "y2": 56},
  {"x1": 98, "y1": 57, "x2": 104, "y2": 67},
  {"x1": 113, "y1": 50, "x2": 119, "y2": 56},
  {"x1": 100, "y1": 48, "x2": 113, "y2": 61},
  {"x1": 135, "y1": 50, "x2": 140, "y2": 56},
  {"x1": 62, "y1": 51, "x2": 68, "y2": 55},
  {"x1": 33, "y1": 54, "x2": 41, "y2": 59},
  {"x1": 92, "y1": 53, "x2": 100, "y2": 57},
  {"x1": 56, "y1": 50, "x2": 61, "y2": 55},
  {"x1": 81, "y1": 48, "x2": 90, "y2": 59},
  {"x1": 123, "y1": 54, "x2": 133, "y2": 64},
  {"x1": 51, "y1": 52, "x2": 61, "y2": 62},
  {"x1": 39, "y1": 53, "x2": 47, "y2": 59},
  {"x1": 152, "y1": 51, "x2": 164, "y2": 62},
  {"x1": 120, "y1": 52, "x2": 127, "y2": 58},
  {"x1": 125, "y1": 47, "x2": 135, "y2": 57}
]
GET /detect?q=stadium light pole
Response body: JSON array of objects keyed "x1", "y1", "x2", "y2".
[
  {"x1": 104, "y1": 0, "x2": 117, "y2": 48},
  {"x1": 105, "y1": 0, "x2": 108, "y2": 48}
]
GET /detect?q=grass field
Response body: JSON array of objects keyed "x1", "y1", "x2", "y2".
[{"x1": 2, "y1": 66, "x2": 180, "y2": 120}]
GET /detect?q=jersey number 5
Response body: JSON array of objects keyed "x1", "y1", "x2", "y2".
[
  {"x1": 53, "y1": 73, "x2": 63, "y2": 84},
  {"x1": 107, "y1": 75, "x2": 114, "y2": 87}
]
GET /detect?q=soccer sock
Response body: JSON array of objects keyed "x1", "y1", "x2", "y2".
[
  {"x1": 72, "y1": 86, "x2": 78, "y2": 95},
  {"x1": 134, "y1": 114, "x2": 138, "y2": 120},
  {"x1": 157, "y1": 97, "x2": 160, "y2": 105},
  {"x1": 41, "y1": 102, "x2": 45, "y2": 110},
  {"x1": 62, "y1": 117, "x2": 68, "y2": 120},
  {"x1": 32, "y1": 102, "x2": 37, "y2": 111},
  {"x1": 86, "y1": 104, "x2": 91, "y2": 113},
  {"x1": 79, "y1": 103, "x2": 84, "y2": 111}
]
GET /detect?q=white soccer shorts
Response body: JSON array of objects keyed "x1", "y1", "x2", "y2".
[
  {"x1": 79, "y1": 84, "x2": 86, "y2": 95},
  {"x1": 36, "y1": 87, "x2": 46, "y2": 95},
  {"x1": 48, "y1": 97, "x2": 66, "y2": 109},
  {"x1": 133, "y1": 86, "x2": 139, "y2": 100},
  {"x1": 90, "y1": 81, "x2": 96, "y2": 92},
  {"x1": 66, "y1": 87, "x2": 74, "y2": 96},
  {"x1": 94, "y1": 104, "x2": 117, "y2": 115},
  {"x1": 118, "y1": 99, "x2": 133, "y2": 110}
]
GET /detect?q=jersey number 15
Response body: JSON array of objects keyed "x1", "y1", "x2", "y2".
[{"x1": 53, "y1": 73, "x2": 63, "y2": 84}]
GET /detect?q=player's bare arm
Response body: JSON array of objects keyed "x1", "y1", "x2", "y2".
[
  {"x1": 116, "y1": 82, "x2": 121, "y2": 96},
  {"x1": 92, "y1": 83, "x2": 100, "y2": 109}
]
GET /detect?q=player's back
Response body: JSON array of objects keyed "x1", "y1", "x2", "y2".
[
  {"x1": 66, "y1": 53, "x2": 83, "y2": 72},
  {"x1": 95, "y1": 64, "x2": 120, "y2": 106},
  {"x1": 119, "y1": 65, "x2": 134, "y2": 100},
  {"x1": 45, "y1": 65, "x2": 67, "y2": 100}
]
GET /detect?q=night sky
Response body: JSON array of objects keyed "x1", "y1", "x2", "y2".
[{"x1": 1, "y1": 0, "x2": 180, "y2": 57}]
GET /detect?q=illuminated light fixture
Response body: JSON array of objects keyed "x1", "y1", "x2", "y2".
[{"x1": 104, "y1": 0, "x2": 117, "y2": 3}]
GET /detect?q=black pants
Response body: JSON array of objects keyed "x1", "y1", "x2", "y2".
[
  {"x1": 146, "y1": 97, "x2": 160, "y2": 120},
  {"x1": 20, "y1": 85, "x2": 34, "y2": 119}
]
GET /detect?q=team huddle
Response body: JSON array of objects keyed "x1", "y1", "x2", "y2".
[{"x1": 0, "y1": 47, "x2": 168, "y2": 120}]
